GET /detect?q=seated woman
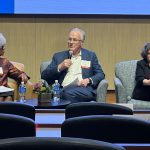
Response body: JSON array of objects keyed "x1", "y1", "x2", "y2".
[
  {"x1": 132, "y1": 43, "x2": 150, "y2": 101},
  {"x1": 0, "y1": 33, "x2": 29, "y2": 101}
]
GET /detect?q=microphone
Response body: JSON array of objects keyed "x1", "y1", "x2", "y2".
[{"x1": 69, "y1": 50, "x2": 73, "y2": 59}]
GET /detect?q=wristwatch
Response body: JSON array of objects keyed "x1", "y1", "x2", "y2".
[{"x1": 88, "y1": 78, "x2": 92, "y2": 85}]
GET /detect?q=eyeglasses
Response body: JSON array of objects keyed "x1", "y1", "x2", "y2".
[
  {"x1": 0, "y1": 46, "x2": 5, "y2": 50},
  {"x1": 68, "y1": 38, "x2": 82, "y2": 43}
]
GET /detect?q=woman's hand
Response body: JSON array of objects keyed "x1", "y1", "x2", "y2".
[
  {"x1": 20, "y1": 73, "x2": 29, "y2": 84},
  {"x1": 143, "y1": 79, "x2": 150, "y2": 86}
]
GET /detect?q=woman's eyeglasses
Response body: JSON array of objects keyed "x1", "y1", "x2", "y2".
[{"x1": 0, "y1": 46, "x2": 5, "y2": 50}]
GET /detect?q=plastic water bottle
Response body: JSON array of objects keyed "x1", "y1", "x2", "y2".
[
  {"x1": 52, "y1": 80, "x2": 60, "y2": 103},
  {"x1": 19, "y1": 81, "x2": 26, "y2": 102}
]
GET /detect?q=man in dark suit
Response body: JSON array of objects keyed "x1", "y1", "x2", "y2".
[{"x1": 41, "y1": 28, "x2": 105, "y2": 103}]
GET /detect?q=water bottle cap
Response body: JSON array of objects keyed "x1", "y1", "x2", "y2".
[
  {"x1": 127, "y1": 96, "x2": 131, "y2": 101},
  {"x1": 21, "y1": 81, "x2": 24, "y2": 84},
  {"x1": 55, "y1": 80, "x2": 58, "y2": 83}
]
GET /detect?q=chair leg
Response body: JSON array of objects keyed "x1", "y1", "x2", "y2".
[{"x1": 4, "y1": 96, "x2": 13, "y2": 101}]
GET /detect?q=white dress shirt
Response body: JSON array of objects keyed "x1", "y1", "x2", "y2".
[{"x1": 62, "y1": 51, "x2": 82, "y2": 87}]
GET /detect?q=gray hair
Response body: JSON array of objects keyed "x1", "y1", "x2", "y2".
[
  {"x1": 69, "y1": 28, "x2": 86, "y2": 42},
  {"x1": 0, "y1": 33, "x2": 6, "y2": 48},
  {"x1": 141, "y1": 42, "x2": 150, "y2": 59}
]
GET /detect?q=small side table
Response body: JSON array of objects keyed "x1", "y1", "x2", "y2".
[{"x1": 24, "y1": 98, "x2": 71, "y2": 109}]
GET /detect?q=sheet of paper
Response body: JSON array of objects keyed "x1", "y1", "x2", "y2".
[
  {"x1": 0, "y1": 67, "x2": 3, "y2": 75},
  {"x1": 0, "y1": 86, "x2": 14, "y2": 93},
  {"x1": 63, "y1": 78, "x2": 79, "y2": 89}
]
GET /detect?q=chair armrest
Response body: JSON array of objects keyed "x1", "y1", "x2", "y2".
[
  {"x1": 114, "y1": 77, "x2": 127, "y2": 103},
  {"x1": 7, "y1": 79, "x2": 18, "y2": 100},
  {"x1": 96, "y1": 79, "x2": 108, "y2": 102}
]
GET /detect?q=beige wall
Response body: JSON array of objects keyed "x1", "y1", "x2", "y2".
[{"x1": 1, "y1": 16, "x2": 150, "y2": 89}]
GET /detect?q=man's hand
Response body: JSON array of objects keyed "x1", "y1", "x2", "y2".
[
  {"x1": 20, "y1": 73, "x2": 29, "y2": 84},
  {"x1": 78, "y1": 78, "x2": 90, "y2": 87},
  {"x1": 58, "y1": 59, "x2": 72, "y2": 71}
]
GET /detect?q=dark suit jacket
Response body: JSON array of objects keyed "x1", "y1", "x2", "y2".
[
  {"x1": 132, "y1": 59, "x2": 150, "y2": 101},
  {"x1": 41, "y1": 48, "x2": 105, "y2": 90}
]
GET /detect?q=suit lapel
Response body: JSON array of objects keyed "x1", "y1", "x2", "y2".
[
  {"x1": 61, "y1": 50, "x2": 70, "y2": 78},
  {"x1": 81, "y1": 48, "x2": 86, "y2": 60},
  {"x1": 81, "y1": 48, "x2": 87, "y2": 79}
]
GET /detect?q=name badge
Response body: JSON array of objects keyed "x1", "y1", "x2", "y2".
[
  {"x1": 81, "y1": 60, "x2": 91, "y2": 68},
  {"x1": 0, "y1": 67, "x2": 3, "y2": 75}
]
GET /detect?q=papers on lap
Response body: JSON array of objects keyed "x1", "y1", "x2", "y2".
[
  {"x1": 63, "y1": 78, "x2": 79, "y2": 89},
  {"x1": 0, "y1": 86, "x2": 14, "y2": 93}
]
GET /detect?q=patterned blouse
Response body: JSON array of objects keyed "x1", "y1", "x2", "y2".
[{"x1": 0, "y1": 57, "x2": 28, "y2": 87}]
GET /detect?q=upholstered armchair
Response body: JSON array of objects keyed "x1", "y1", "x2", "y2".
[
  {"x1": 8, "y1": 61, "x2": 35, "y2": 100},
  {"x1": 114, "y1": 60, "x2": 150, "y2": 109},
  {"x1": 40, "y1": 60, "x2": 108, "y2": 102}
]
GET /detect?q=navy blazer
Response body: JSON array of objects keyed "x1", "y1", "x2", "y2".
[{"x1": 41, "y1": 48, "x2": 105, "y2": 89}]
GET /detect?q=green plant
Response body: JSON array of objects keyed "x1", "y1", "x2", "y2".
[{"x1": 33, "y1": 79, "x2": 51, "y2": 94}]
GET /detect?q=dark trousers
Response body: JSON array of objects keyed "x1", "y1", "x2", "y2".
[{"x1": 61, "y1": 85, "x2": 96, "y2": 103}]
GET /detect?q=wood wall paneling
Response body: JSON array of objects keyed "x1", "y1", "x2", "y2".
[{"x1": 1, "y1": 17, "x2": 149, "y2": 89}]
